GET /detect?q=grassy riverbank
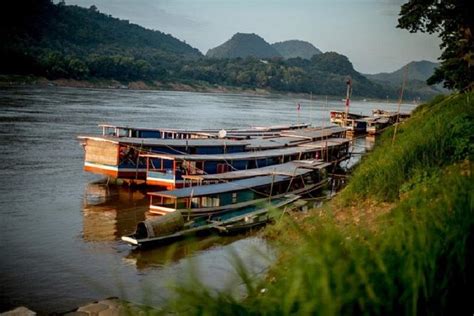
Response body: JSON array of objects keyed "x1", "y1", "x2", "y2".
[{"x1": 167, "y1": 92, "x2": 473, "y2": 314}]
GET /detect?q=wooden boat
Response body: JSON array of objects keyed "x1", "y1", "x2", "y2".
[
  {"x1": 182, "y1": 160, "x2": 330, "y2": 186},
  {"x1": 329, "y1": 111, "x2": 368, "y2": 134},
  {"x1": 78, "y1": 126, "x2": 347, "y2": 182},
  {"x1": 77, "y1": 136, "x2": 249, "y2": 180},
  {"x1": 121, "y1": 195, "x2": 300, "y2": 247},
  {"x1": 366, "y1": 110, "x2": 411, "y2": 134},
  {"x1": 147, "y1": 166, "x2": 328, "y2": 217},
  {"x1": 329, "y1": 111, "x2": 366, "y2": 125},
  {"x1": 365, "y1": 117, "x2": 391, "y2": 135},
  {"x1": 372, "y1": 109, "x2": 411, "y2": 121},
  {"x1": 98, "y1": 123, "x2": 311, "y2": 140},
  {"x1": 140, "y1": 138, "x2": 347, "y2": 189}
]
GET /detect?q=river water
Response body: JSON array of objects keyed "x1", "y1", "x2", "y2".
[{"x1": 0, "y1": 86, "x2": 415, "y2": 313}]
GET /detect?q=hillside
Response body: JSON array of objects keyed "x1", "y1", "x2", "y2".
[
  {"x1": 206, "y1": 33, "x2": 281, "y2": 59},
  {"x1": 365, "y1": 60, "x2": 448, "y2": 99},
  {"x1": 1, "y1": 0, "x2": 201, "y2": 80},
  {"x1": 182, "y1": 51, "x2": 388, "y2": 98},
  {"x1": 366, "y1": 60, "x2": 439, "y2": 84},
  {"x1": 272, "y1": 40, "x2": 322, "y2": 59},
  {"x1": 0, "y1": 2, "x2": 406, "y2": 99}
]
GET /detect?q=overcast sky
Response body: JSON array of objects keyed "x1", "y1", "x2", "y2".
[{"x1": 64, "y1": 0, "x2": 442, "y2": 74}]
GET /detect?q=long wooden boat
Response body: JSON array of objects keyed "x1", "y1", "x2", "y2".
[
  {"x1": 330, "y1": 111, "x2": 367, "y2": 125},
  {"x1": 78, "y1": 126, "x2": 347, "y2": 182},
  {"x1": 121, "y1": 195, "x2": 300, "y2": 247},
  {"x1": 140, "y1": 138, "x2": 348, "y2": 189},
  {"x1": 77, "y1": 136, "x2": 249, "y2": 180},
  {"x1": 372, "y1": 109, "x2": 411, "y2": 121},
  {"x1": 329, "y1": 111, "x2": 368, "y2": 133},
  {"x1": 98, "y1": 123, "x2": 311, "y2": 140},
  {"x1": 182, "y1": 160, "x2": 330, "y2": 186},
  {"x1": 147, "y1": 166, "x2": 328, "y2": 217},
  {"x1": 365, "y1": 117, "x2": 391, "y2": 135}
]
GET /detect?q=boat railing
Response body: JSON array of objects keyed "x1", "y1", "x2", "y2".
[{"x1": 147, "y1": 169, "x2": 175, "y2": 181}]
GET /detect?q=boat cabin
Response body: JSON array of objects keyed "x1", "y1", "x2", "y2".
[
  {"x1": 78, "y1": 136, "x2": 249, "y2": 180},
  {"x1": 182, "y1": 160, "x2": 330, "y2": 186},
  {"x1": 365, "y1": 117, "x2": 390, "y2": 135},
  {"x1": 330, "y1": 111, "x2": 367, "y2": 125},
  {"x1": 148, "y1": 172, "x2": 322, "y2": 217},
  {"x1": 140, "y1": 143, "x2": 336, "y2": 189}
]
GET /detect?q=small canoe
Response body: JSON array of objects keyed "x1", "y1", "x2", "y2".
[{"x1": 121, "y1": 195, "x2": 299, "y2": 248}]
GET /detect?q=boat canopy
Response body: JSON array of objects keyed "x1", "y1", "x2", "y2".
[
  {"x1": 149, "y1": 175, "x2": 289, "y2": 199},
  {"x1": 298, "y1": 138, "x2": 350, "y2": 148},
  {"x1": 279, "y1": 126, "x2": 347, "y2": 140},
  {"x1": 183, "y1": 160, "x2": 330, "y2": 181},
  {"x1": 141, "y1": 146, "x2": 314, "y2": 161},
  {"x1": 77, "y1": 136, "x2": 250, "y2": 147}
]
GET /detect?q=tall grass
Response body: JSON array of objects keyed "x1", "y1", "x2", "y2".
[
  {"x1": 341, "y1": 92, "x2": 473, "y2": 202},
  {"x1": 162, "y1": 93, "x2": 473, "y2": 315}
]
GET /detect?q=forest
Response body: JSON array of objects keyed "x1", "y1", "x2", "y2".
[{"x1": 1, "y1": 0, "x2": 427, "y2": 99}]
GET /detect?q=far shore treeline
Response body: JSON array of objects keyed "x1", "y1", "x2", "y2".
[{"x1": 1, "y1": 0, "x2": 444, "y2": 99}]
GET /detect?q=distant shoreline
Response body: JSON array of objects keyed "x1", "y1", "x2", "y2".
[{"x1": 0, "y1": 74, "x2": 397, "y2": 102}]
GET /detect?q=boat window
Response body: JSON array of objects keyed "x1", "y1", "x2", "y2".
[
  {"x1": 153, "y1": 197, "x2": 175, "y2": 208},
  {"x1": 217, "y1": 163, "x2": 230, "y2": 173},
  {"x1": 201, "y1": 196, "x2": 219, "y2": 207}
]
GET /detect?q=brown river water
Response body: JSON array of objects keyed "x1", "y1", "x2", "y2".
[{"x1": 0, "y1": 86, "x2": 415, "y2": 313}]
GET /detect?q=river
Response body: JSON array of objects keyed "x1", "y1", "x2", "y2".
[{"x1": 0, "y1": 86, "x2": 416, "y2": 313}]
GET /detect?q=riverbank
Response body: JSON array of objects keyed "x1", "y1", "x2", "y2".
[
  {"x1": 163, "y1": 92, "x2": 473, "y2": 314},
  {"x1": 0, "y1": 74, "x2": 390, "y2": 102}
]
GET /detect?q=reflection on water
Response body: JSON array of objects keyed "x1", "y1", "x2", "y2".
[
  {"x1": 340, "y1": 136, "x2": 377, "y2": 170},
  {"x1": 365, "y1": 135, "x2": 376, "y2": 151},
  {"x1": 124, "y1": 234, "x2": 248, "y2": 270},
  {"x1": 125, "y1": 237, "x2": 276, "y2": 301},
  {"x1": 82, "y1": 182, "x2": 148, "y2": 241}
]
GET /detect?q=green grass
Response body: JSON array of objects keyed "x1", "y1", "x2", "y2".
[
  {"x1": 341, "y1": 93, "x2": 473, "y2": 202},
  {"x1": 161, "y1": 92, "x2": 474, "y2": 315}
]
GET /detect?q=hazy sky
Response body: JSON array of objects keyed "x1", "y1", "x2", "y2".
[{"x1": 65, "y1": 0, "x2": 442, "y2": 74}]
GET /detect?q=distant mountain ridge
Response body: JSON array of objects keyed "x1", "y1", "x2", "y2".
[
  {"x1": 1, "y1": 2, "x2": 442, "y2": 100},
  {"x1": 365, "y1": 60, "x2": 448, "y2": 99},
  {"x1": 206, "y1": 33, "x2": 281, "y2": 59},
  {"x1": 272, "y1": 40, "x2": 322, "y2": 60},
  {"x1": 206, "y1": 34, "x2": 322, "y2": 60},
  {"x1": 365, "y1": 60, "x2": 439, "y2": 84}
]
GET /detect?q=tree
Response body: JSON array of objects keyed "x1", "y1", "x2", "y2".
[{"x1": 397, "y1": 0, "x2": 474, "y2": 91}]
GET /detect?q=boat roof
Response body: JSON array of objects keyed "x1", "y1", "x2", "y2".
[
  {"x1": 98, "y1": 123, "x2": 310, "y2": 134},
  {"x1": 149, "y1": 175, "x2": 289, "y2": 198},
  {"x1": 365, "y1": 117, "x2": 390, "y2": 124},
  {"x1": 183, "y1": 160, "x2": 330, "y2": 181},
  {"x1": 279, "y1": 126, "x2": 347, "y2": 140},
  {"x1": 141, "y1": 143, "x2": 320, "y2": 161},
  {"x1": 77, "y1": 136, "x2": 250, "y2": 147},
  {"x1": 298, "y1": 138, "x2": 350, "y2": 149},
  {"x1": 245, "y1": 136, "x2": 309, "y2": 150}
]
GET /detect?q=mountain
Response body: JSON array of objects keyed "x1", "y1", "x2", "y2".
[
  {"x1": 365, "y1": 60, "x2": 439, "y2": 84},
  {"x1": 365, "y1": 61, "x2": 448, "y2": 99},
  {"x1": 0, "y1": 2, "x2": 404, "y2": 99},
  {"x1": 272, "y1": 40, "x2": 322, "y2": 60},
  {"x1": 206, "y1": 33, "x2": 281, "y2": 59},
  {"x1": 1, "y1": 0, "x2": 201, "y2": 80}
]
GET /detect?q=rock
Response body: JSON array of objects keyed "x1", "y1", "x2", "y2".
[
  {"x1": 77, "y1": 303, "x2": 109, "y2": 314},
  {"x1": 0, "y1": 307, "x2": 36, "y2": 316}
]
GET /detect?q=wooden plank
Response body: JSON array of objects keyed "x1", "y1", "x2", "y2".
[{"x1": 85, "y1": 139, "x2": 119, "y2": 165}]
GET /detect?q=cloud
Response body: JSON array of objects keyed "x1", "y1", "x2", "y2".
[{"x1": 65, "y1": 0, "x2": 207, "y2": 30}]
